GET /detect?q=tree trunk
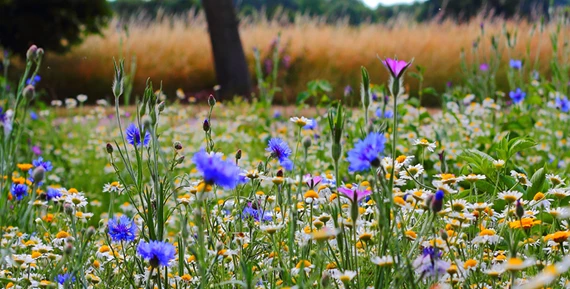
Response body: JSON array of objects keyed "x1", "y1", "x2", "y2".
[{"x1": 202, "y1": 0, "x2": 251, "y2": 99}]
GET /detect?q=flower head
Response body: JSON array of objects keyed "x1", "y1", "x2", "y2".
[
  {"x1": 510, "y1": 88, "x2": 526, "y2": 104},
  {"x1": 11, "y1": 183, "x2": 28, "y2": 201},
  {"x1": 108, "y1": 215, "x2": 137, "y2": 242},
  {"x1": 46, "y1": 187, "x2": 62, "y2": 201},
  {"x1": 510, "y1": 59, "x2": 522, "y2": 70},
  {"x1": 56, "y1": 273, "x2": 75, "y2": 285},
  {"x1": 555, "y1": 96, "x2": 570, "y2": 113},
  {"x1": 32, "y1": 157, "x2": 52, "y2": 172},
  {"x1": 338, "y1": 183, "x2": 372, "y2": 202},
  {"x1": 125, "y1": 123, "x2": 151, "y2": 147},
  {"x1": 266, "y1": 137, "x2": 294, "y2": 170},
  {"x1": 241, "y1": 202, "x2": 272, "y2": 222},
  {"x1": 381, "y1": 57, "x2": 412, "y2": 78},
  {"x1": 413, "y1": 246, "x2": 450, "y2": 280},
  {"x1": 346, "y1": 132, "x2": 386, "y2": 172},
  {"x1": 137, "y1": 240, "x2": 176, "y2": 267},
  {"x1": 192, "y1": 149, "x2": 242, "y2": 189}
]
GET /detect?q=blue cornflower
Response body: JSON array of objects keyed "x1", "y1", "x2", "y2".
[
  {"x1": 430, "y1": 190, "x2": 445, "y2": 213},
  {"x1": 137, "y1": 240, "x2": 176, "y2": 268},
  {"x1": 375, "y1": 109, "x2": 393, "y2": 119},
  {"x1": 192, "y1": 149, "x2": 242, "y2": 189},
  {"x1": 346, "y1": 132, "x2": 386, "y2": 172},
  {"x1": 46, "y1": 187, "x2": 62, "y2": 200},
  {"x1": 303, "y1": 118, "x2": 317, "y2": 130},
  {"x1": 509, "y1": 59, "x2": 522, "y2": 70},
  {"x1": 26, "y1": 75, "x2": 41, "y2": 86},
  {"x1": 413, "y1": 246, "x2": 450, "y2": 280},
  {"x1": 0, "y1": 107, "x2": 4, "y2": 123},
  {"x1": 242, "y1": 203, "x2": 272, "y2": 222},
  {"x1": 108, "y1": 215, "x2": 137, "y2": 242},
  {"x1": 56, "y1": 273, "x2": 76, "y2": 285},
  {"x1": 371, "y1": 92, "x2": 378, "y2": 101},
  {"x1": 11, "y1": 184, "x2": 28, "y2": 201},
  {"x1": 32, "y1": 157, "x2": 52, "y2": 172},
  {"x1": 273, "y1": 110, "x2": 282, "y2": 118},
  {"x1": 30, "y1": 111, "x2": 38, "y2": 120},
  {"x1": 266, "y1": 138, "x2": 293, "y2": 170},
  {"x1": 556, "y1": 96, "x2": 570, "y2": 113},
  {"x1": 509, "y1": 88, "x2": 526, "y2": 104},
  {"x1": 125, "y1": 123, "x2": 151, "y2": 147}
]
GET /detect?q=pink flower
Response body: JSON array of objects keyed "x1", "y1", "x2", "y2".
[
  {"x1": 338, "y1": 185, "x2": 372, "y2": 202},
  {"x1": 381, "y1": 57, "x2": 412, "y2": 78}
]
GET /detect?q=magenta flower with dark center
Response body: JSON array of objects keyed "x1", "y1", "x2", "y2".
[
  {"x1": 381, "y1": 57, "x2": 412, "y2": 78},
  {"x1": 338, "y1": 185, "x2": 371, "y2": 203}
]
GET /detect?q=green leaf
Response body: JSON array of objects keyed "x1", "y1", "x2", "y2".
[
  {"x1": 526, "y1": 166, "x2": 546, "y2": 199},
  {"x1": 296, "y1": 91, "x2": 311, "y2": 105},
  {"x1": 422, "y1": 87, "x2": 437, "y2": 95},
  {"x1": 508, "y1": 136, "x2": 537, "y2": 158}
]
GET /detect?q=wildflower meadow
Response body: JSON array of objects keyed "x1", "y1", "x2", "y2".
[{"x1": 5, "y1": 8, "x2": 570, "y2": 289}]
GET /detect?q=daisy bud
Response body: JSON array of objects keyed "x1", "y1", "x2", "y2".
[
  {"x1": 516, "y1": 199, "x2": 524, "y2": 219},
  {"x1": 35, "y1": 218, "x2": 42, "y2": 224},
  {"x1": 26, "y1": 45, "x2": 38, "y2": 61},
  {"x1": 32, "y1": 166, "x2": 45, "y2": 184},
  {"x1": 203, "y1": 119, "x2": 210, "y2": 132},
  {"x1": 208, "y1": 94, "x2": 216, "y2": 107},
  {"x1": 106, "y1": 143, "x2": 114, "y2": 154},
  {"x1": 63, "y1": 203, "x2": 74, "y2": 215},
  {"x1": 173, "y1": 141, "x2": 183, "y2": 151},
  {"x1": 23, "y1": 85, "x2": 35, "y2": 99},
  {"x1": 86, "y1": 226, "x2": 96, "y2": 238},
  {"x1": 303, "y1": 137, "x2": 312, "y2": 149}
]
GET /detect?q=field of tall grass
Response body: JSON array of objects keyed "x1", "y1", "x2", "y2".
[{"x1": 41, "y1": 12, "x2": 557, "y2": 104}]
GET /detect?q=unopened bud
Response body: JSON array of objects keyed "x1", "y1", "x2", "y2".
[
  {"x1": 142, "y1": 115, "x2": 152, "y2": 128},
  {"x1": 64, "y1": 243, "x2": 74, "y2": 255},
  {"x1": 23, "y1": 85, "x2": 35, "y2": 98},
  {"x1": 174, "y1": 141, "x2": 182, "y2": 151},
  {"x1": 35, "y1": 48, "x2": 44, "y2": 61},
  {"x1": 516, "y1": 199, "x2": 524, "y2": 219},
  {"x1": 86, "y1": 226, "x2": 96, "y2": 238},
  {"x1": 430, "y1": 190, "x2": 445, "y2": 213},
  {"x1": 321, "y1": 271, "x2": 330, "y2": 287},
  {"x1": 175, "y1": 155, "x2": 185, "y2": 165},
  {"x1": 32, "y1": 166, "x2": 45, "y2": 184},
  {"x1": 208, "y1": 94, "x2": 216, "y2": 107},
  {"x1": 26, "y1": 45, "x2": 38, "y2": 61},
  {"x1": 203, "y1": 119, "x2": 210, "y2": 132},
  {"x1": 63, "y1": 203, "x2": 74, "y2": 215},
  {"x1": 303, "y1": 137, "x2": 312, "y2": 149},
  {"x1": 158, "y1": 101, "x2": 165, "y2": 112},
  {"x1": 276, "y1": 169, "x2": 284, "y2": 178},
  {"x1": 440, "y1": 229, "x2": 448, "y2": 241},
  {"x1": 106, "y1": 143, "x2": 113, "y2": 154},
  {"x1": 235, "y1": 149, "x2": 242, "y2": 160},
  {"x1": 35, "y1": 218, "x2": 42, "y2": 224}
]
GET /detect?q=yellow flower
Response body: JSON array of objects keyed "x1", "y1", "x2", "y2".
[
  {"x1": 17, "y1": 163, "x2": 33, "y2": 171},
  {"x1": 509, "y1": 218, "x2": 541, "y2": 229}
]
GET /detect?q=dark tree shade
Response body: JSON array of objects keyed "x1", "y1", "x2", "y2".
[
  {"x1": 202, "y1": 0, "x2": 251, "y2": 98},
  {"x1": 0, "y1": 0, "x2": 112, "y2": 55}
]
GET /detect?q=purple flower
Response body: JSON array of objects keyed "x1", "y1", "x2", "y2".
[
  {"x1": 29, "y1": 111, "x2": 38, "y2": 120},
  {"x1": 381, "y1": 57, "x2": 412, "y2": 78},
  {"x1": 479, "y1": 63, "x2": 489, "y2": 71},
  {"x1": 509, "y1": 59, "x2": 522, "y2": 70},
  {"x1": 264, "y1": 59, "x2": 273, "y2": 74},
  {"x1": 344, "y1": 85, "x2": 353, "y2": 97},
  {"x1": 137, "y1": 240, "x2": 176, "y2": 268},
  {"x1": 26, "y1": 75, "x2": 41, "y2": 86},
  {"x1": 32, "y1": 145, "x2": 41, "y2": 155},
  {"x1": 266, "y1": 138, "x2": 293, "y2": 170},
  {"x1": 11, "y1": 184, "x2": 28, "y2": 200},
  {"x1": 242, "y1": 202, "x2": 272, "y2": 222},
  {"x1": 446, "y1": 81, "x2": 453, "y2": 88},
  {"x1": 32, "y1": 157, "x2": 52, "y2": 172},
  {"x1": 303, "y1": 118, "x2": 317, "y2": 130},
  {"x1": 346, "y1": 132, "x2": 386, "y2": 172},
  {"x1": 509, "y1": 88, "x2": 526, "y2": 104},
  {"x1": 56, "y1": 273, "x2": 75, "y2": 285},
  {"x1": 46, "y1": 187, "x2": 62, "y2": 201},
  {"x1": 555, "y1": 96, "x2": 570, "y2": 113},
  {"x1": 375, "y1": 109, "x2": 392, "y2": 119},
  {"x1": 192, "y1": 149, "x2": 242, "y2": 189},
  {"x1": 108, "y1": 215, "x2": 137, "y2": 242},
  {"x1": 338, "y1": 185, "x2": 372, "y2": 203},
  {"x1": 304, "y1": 174, "x2": 322, "y2": 190},
  {"x1": 413, "y1": 246, "x2": 450, "y2": 280},
  {"x1": 282, "y1": 55, "x2": 291, "y2": 69},
  {"x1": 125, "y1": 123, "x2": 151, "y2": 147},
  {"x1": 273, "y1": 110, "x2": 282, "y2": 118}
]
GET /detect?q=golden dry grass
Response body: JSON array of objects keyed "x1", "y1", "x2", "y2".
[{"x1": 42, "y1": 12, "x2": 560, "y2": 104}]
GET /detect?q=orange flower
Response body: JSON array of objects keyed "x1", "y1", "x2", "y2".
[{"x1": 509, "y1": 218, "x2": 541, "y2": 229}]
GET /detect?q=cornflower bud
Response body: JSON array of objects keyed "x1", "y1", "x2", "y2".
[{"x1": 106, "y1": 143, "x2": 114, "y2": 154}]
